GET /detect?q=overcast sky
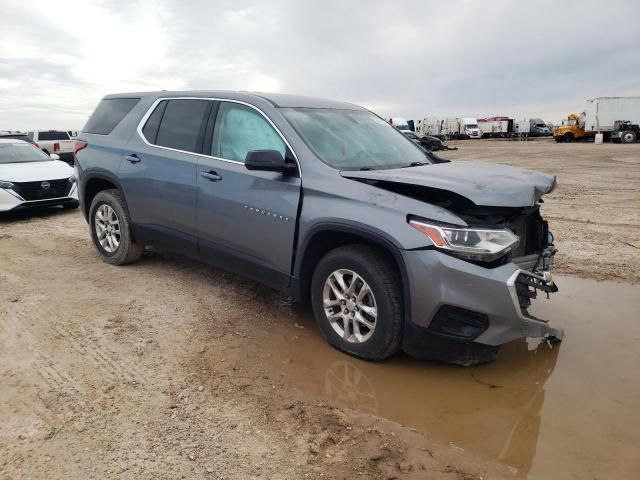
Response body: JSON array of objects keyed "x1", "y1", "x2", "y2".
[{"x1": 1, "y1": 0, "x2": 639, "y2": 130}]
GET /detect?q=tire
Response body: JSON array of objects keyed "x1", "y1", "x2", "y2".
[
  {"x1": 554, "y1": 136, "x2": 563, "y2": 143},
  {"x1": 89, "y1": 189, "x2": 144, "y2": 265},
  {"x1": 621, "y1": 131, "x2": 637, "y2": 144},
  {"x1": 310, "y1": 244, "x2": 403, "y2": 361},
  {"x1": 563, "y1": 133, "x2": 574, "y2": 143},
  {"x1": 62, "y1": 201, "x2": 80, "y2": 210}
]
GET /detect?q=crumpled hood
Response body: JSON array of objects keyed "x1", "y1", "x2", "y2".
[
  {"x1": 0, "y1": 160, "x2": 73, "y2": 182},
  {"x1": 341, "y1": 161, "x2": 556, "y2": 207}
]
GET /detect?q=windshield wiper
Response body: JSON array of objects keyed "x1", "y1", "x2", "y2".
[
  {"x1": 358, "y1": 167, "x2": 375, "y2": 171},
  {"x1": 400, "y1": 161, "x2": 427, "y2": 168}
]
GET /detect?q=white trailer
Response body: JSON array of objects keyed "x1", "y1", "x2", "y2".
[
  {"x1": 442, "y1": 118, "x2": 461, "y2": 139},
  {"x1": 478, "y1": 117, "x2": 513, "y2": 138},
  {"x1": 418, "y1": 117, "x2": 441, "y2": 137},
  {"x1": 583, "y1": 97, "x2": 640, "y2": 133}
]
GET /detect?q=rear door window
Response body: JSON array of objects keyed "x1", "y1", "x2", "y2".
[
  {"x1": 155, "y1": 99, "x2": 210, "y2": 153},
  {"x1": 211, "y1": 102, "x2": 285, "y2": 163},
  {"x1": 37, "y1": 131, "x2": 70, "y2": 141},
  {"x1": 83, "y1": 98, "x2": 140, "y2": 135}
]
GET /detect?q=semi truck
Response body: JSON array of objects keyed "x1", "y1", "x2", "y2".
[
  {"x1": 554, "y1": 97, "x2": 640, "y2": 142},
  {"x1": 460, "y1": 117, "x2": 481, "y2": 139},
  {"x1": 529, "y1": 118, "x2": 551, "y2": 137},
  {"x1": 388, "y1": 117, "x2": 412, "y2": 132}
]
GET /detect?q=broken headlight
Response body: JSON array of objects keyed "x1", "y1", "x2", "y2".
[{"x1": 409, "y1": 220, "x2": 519, "y2": 261}]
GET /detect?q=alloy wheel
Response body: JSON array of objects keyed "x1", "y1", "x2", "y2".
[
  {"x1": 94, "y1": 204, "x2": 121, "y2": 253},
  {"x1": 322, "y1": 269, "x2": 378, "y2": 343}
]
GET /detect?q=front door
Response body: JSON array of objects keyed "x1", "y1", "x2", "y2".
[{"x1": 196, "y1": 101, "x2": 301, "y2": 289}]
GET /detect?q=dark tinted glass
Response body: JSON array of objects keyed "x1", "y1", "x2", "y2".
[
  {"x1": 156, "y1": 100, "x2": 209, "y2": 153},
  {"x1": 38, "y1": 131, "x2": 70, "y2": 141},
  {"x1": 142, "y1": 100, "x2": 167, "y2": 144},
  {"x1": 83, "y1": 98, "x2": 140, "y2": 135},
  {"x1": 0, "y1": 134, "x2": 35, "y2": 145}
]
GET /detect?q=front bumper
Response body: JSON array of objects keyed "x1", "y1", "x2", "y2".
[
  {"x1": 0, "y1": 183, "x2": 79, "y2": 212},
  {"x1": 401, "y1": 248, "x2": 563, "y2": 364}
]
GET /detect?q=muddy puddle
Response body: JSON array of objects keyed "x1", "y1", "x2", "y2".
[{"x1": 244, "y1": 276, "x2": 640, "y2": 479}]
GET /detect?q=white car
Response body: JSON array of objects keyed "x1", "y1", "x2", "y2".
[{"x1": 0, "y1": 139, "x2": 79, "y2": 212}]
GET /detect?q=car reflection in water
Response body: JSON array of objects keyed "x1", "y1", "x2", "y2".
[{"x1": 316, "y1": 339, "x2": 560, "y2": 476}]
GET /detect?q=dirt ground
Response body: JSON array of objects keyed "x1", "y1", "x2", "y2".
[{"x1": 1, "y1": 140, "x2": 639, "y2": 479}]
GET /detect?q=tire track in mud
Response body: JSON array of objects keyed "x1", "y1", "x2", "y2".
[{"x1": 52, "y1": 320, "x2": 145, "y2": 385}]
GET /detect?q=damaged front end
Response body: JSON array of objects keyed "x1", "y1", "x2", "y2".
[{"x1": 341, "y1": 164, "x2": 564, "y2": 365}]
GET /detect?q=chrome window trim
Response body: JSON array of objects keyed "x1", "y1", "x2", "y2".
[{"x1": 135, "y1": 97, "x2": 301, "y2": 175}]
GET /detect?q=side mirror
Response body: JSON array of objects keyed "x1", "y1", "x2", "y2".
[
  {"x1": 49, "y1": 153, "x2": 60, "y2": 160},
  {"x1": 245, "y1": 150, "x2": 296, "y2": 173}
]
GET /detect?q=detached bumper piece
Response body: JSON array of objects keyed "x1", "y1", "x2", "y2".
[{"x1": 509, "y1": 269, "x2": 564, "y2": 343}]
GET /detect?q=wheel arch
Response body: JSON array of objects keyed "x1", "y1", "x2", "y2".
[
  {"x1": 293, "y1": 223, "x2": 412, "y2": 322},
  {"x1": 81, "y1": 172, "x2": 130, "y2": 223}
]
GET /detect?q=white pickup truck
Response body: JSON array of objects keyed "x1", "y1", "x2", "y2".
[{"x1": 27, "y1": 130, "x2": 75, "y2": 165}]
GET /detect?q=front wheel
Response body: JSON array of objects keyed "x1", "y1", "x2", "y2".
[
  {"x1": 311, "y1": 245, "x2": 403, "y2": 361},
  {"x1": 621, "y1": 131, "x2": 637, "y2": 144},
  {"x1": 563, "y1": 133, "x2": 574, "y2": 143},
  {"x1": 89, "y1": 189, "x2": 144, "y2": 265}
]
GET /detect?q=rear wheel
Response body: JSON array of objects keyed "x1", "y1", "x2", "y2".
[
  {"x1": 563, "y1": 132, "x2": 574, "y2": 143},
  {"x1": 89, "y1": 189, "x2": 144, "y2": 265},
  {"x1": 311, "y1": 245, "x2": 403, "y2": 361},
  {"x1": 621, "y1": 131, "x2": 637, "y2": 144}
]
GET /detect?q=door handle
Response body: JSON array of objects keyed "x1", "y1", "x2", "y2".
[
  {"x1": 201, "y1": 170, "x2": 222, "y2": 181},
  {"x1": 125, "y1": 154, "x2": 141, "y2": 163}
]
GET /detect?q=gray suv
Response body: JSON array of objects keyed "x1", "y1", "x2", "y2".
[{"x1": 76, "y1": 91, "x2": 563, "y2": 365}]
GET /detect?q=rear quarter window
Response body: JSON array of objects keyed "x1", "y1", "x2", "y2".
[{"x1": 83, "y1": 97, "x2": 141, "y2": 135}]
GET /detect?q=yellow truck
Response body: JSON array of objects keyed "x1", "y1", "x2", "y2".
[{"x1": 553, "y1": 114, "x2": 592, "y2": 142}]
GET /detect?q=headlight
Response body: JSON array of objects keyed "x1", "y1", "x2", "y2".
[
  {"x1": 409, "y1": 219, "x2": 519, "y2": 261},
  {"x1": 0, "y1": 181, "x2": 14, "y2": 189}
]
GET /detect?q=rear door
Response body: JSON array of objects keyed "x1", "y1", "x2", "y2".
[
  {"x1": 196, "y1": 101, "x2": 301, "y2": 289},
  {"x1": 119, "y1": 98, "x2": 212, "y2": 257}
]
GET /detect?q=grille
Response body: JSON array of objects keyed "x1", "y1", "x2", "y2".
[{"x1": 13, "y1": 179, "x2": 71, "y2": 201}]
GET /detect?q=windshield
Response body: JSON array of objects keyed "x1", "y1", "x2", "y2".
[
  {"x1": 0, "y1": 142, "x2": 51, "y2": 164},
  {"x1": 466, "y1": 124, "x2": 479, "y2": 129},
  {"x1": 281, "y1": 108, "x2": 429, "y2": 170}
]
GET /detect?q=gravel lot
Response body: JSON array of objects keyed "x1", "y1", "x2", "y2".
[{"x1": 1, "y1": 139, "x2": 638, "y2": 479}]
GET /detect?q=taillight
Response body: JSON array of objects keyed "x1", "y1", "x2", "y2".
[
  {"x1": 54, "y1": 142, "x2": 60, "y2": 152},
  {"x1": 74, "y1": 140, "x2": 88, "y2": 155}
]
